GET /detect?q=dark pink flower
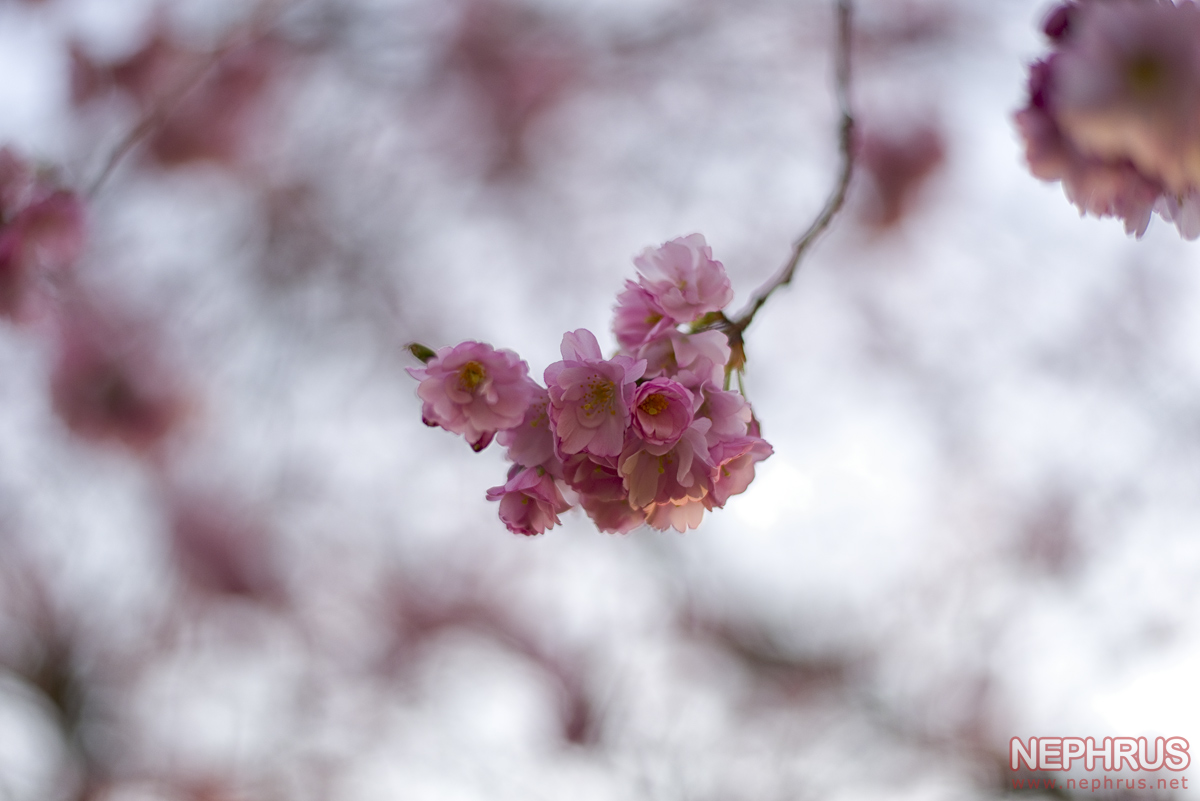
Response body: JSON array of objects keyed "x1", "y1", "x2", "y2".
[
  {"x1": 631, "y1": 377, "x2": 695, "y2": 449},
  {"x1": 486, "y1": 465, "x2": 571, "y2": 536},
  {"x1": 544, "y1": 329, "x2": 645, "y2": 458},
  {"x1": 408, "y1": 341, "x2": 534, "y2": 452},
  {"x1": 633, "y1": 234, "x2": 734, "y2": 323}
]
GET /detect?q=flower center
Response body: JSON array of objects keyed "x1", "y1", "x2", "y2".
[
  {"x1": 1126, "y1": 54, "x2": 1164, "y2": 94},
  {"x1": 458, "y1": 361, "x2": 486, "y2": 391},
  {"x1": 582, "y1": 376, "x2": 617, "y2": 417},
  {"x1": 639, "y1": 393, "x2": 670, "y2": 416}
]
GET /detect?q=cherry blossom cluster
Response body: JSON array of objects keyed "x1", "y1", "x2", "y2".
[
  {"x1": 407, "y1": 234, "x2": 772, "y2": 535},
  {"x1": 0, "y1": 148, "x2": 85, "y2": 319},
  {"x1": 1017, "y1": 0, "x2": 1200, "y2": 238}
]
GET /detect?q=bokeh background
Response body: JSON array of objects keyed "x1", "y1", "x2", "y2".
[{"x1": 1, "y1": 0, "x2": 1199, "y2": 798}]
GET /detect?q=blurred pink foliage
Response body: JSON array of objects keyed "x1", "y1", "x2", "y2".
[
  {"x1": 0, "y1": 148, "x2": 84, "y2": 319},
  {"x1": 50, "y1": 301, "x2": 186, "y2": 454},
  {"x1": 71, "y1": 25, "x2": 285, "y2": 167},
  {"x1": 436, "y1": 0, "x2": 581, "y2": 175}
]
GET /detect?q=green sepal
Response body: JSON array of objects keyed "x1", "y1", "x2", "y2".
[{"x1": 406, "y1": 342, "x2": 437, "y2": 363}]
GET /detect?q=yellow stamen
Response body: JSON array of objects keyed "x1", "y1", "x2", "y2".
[
  {"x1": 1127, "y1": 54, "x2": 1164, "y2": 93},
  {"x1": 581, "y1": 375, "x2": 616, "y2": 417},
  {"x1": 639, "y1": 393, "x2": 670, "y2": 416},
  {"x1": 458, "y1": 361, "x2": 486, "y2": 391}
]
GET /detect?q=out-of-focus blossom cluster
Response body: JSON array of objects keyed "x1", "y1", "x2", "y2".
[
  {"x1": 0, "y1": 145, "x2": 186, "y2": 456},
  {"x1": 71, "y1": 27, "x2": 282, "y2": 168},
  {"x1": 0, "y1": 148, "x2": 84, "y2": 320},
  {"x1": 408, "y1": 234, "x2": 772, "y2": 535},
  {"x1": 1017, "y1": 0, "x2": 1200, "y2": 238}
]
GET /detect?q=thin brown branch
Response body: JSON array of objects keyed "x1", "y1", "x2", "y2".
[{"x1": 724, "y1": 0, "x2": 855, "y2": 350}]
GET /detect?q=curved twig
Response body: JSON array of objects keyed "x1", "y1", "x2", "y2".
[{"x1": 720, "y1": 0, "x2": 855, "y2": 366}]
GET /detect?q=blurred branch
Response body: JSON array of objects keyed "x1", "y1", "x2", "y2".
[
  {"x1": 719, "y1": 0, "x2": 855, "y2": 364},
  {"x1": 85, "y1": 0, "x2": 289, "y2": 198}
]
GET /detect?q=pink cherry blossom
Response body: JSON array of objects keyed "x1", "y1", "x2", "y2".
[
  {"x1": 631, "y1": 377, "x2": 695, "y2": 449},
  {"x1": 404, "y1": 233, "x2": 772, "y2": 537},
  {"x1": 497, "y1": 385, "x2": 557, "y2": 470},
  {"x1": 579, "y1": 495, "x2": 646, "y2": 534},
  {"x1": 706, "y1": 435, "x2": 774, "y2": 509},
  {"x1": 544, "y1": 328, "x2": 645, "y2": 458},
  {"x1": 486, "y1": 465, "x2": 571, "y2": 536},
  {"x1": 407, "y1": 341, "x2": 534, "y2": 451},
  {"x1": 633, "y1": 234, "x2": 734, "y2": 323},
  {"x1": 562, "y1": 452, "x2": 625, "y2": 499},
  {"x1": 619, "y1": 418, "x2": 713, "y2": 510},
  {"x1": 1053, "y1": 0, "x2": 1200, "y2": 196},
  {"x1": 696, "y1": 382, "x2": 752, "y2": 441},
  {"x1": 646, "y1": 499, "x2": 707, "y2": 532},
  {"x1": 612, "y1": 280, "x2": 672, "y2": 352},
  {"x1": 562, "y1": 454, "x2": 646, "y2": 533},
  {"x1": 637, "y1": 329, "x2": 731, "y2": 387}
]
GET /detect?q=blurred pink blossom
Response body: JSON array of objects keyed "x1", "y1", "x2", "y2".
[
  {"x1": 50, "y1": 305, "x2": 185, "y2": 454},
  {"x1": 857, "y1": 124, "x2": 945, "y2": 227},
  {"x1": 439, "y1": 0, "x2": 580, "y2": 175},
  {"x1": 0, "y1": 149, "x2": 85, "y2": 320},
  {"x1": 1017, "y1": 0, "x2": 1200, "y2": 237},
  {"x1": 71, "y1": 28, "x2": 283, "y2": 168}
]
